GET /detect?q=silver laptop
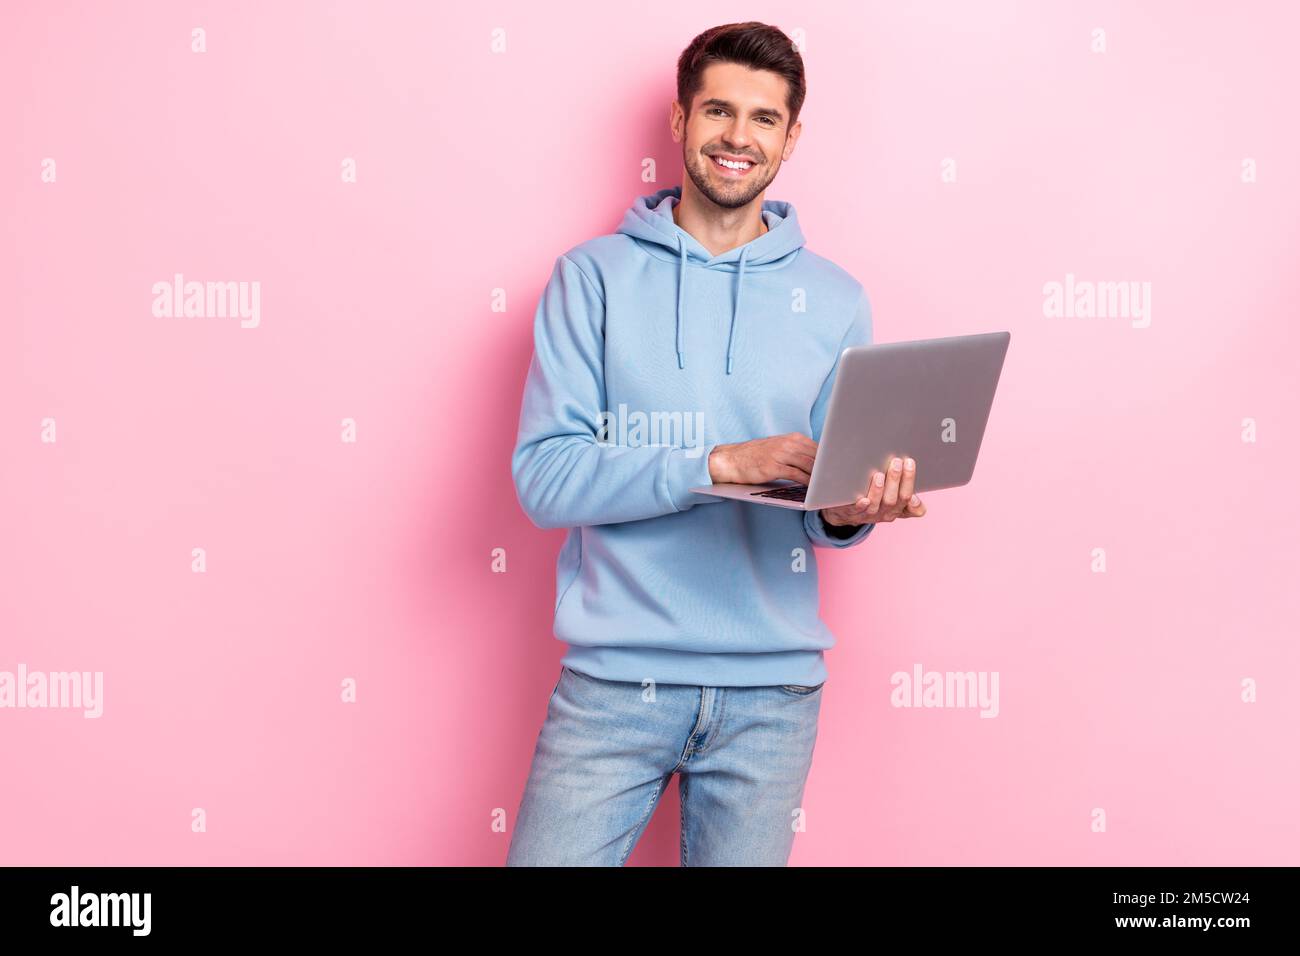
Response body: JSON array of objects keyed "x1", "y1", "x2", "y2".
[{"x1": 691, "y1": 330, "x2": 1010, "y2": 510}]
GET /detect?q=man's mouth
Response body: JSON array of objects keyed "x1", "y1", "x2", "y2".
[{"x1": 709, "y1": 153, "x2": 757, "y2": 177}]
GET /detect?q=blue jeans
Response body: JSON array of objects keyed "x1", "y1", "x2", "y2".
[{"x1": 506, "y1": 664, "x2": 824, "y2": 866}]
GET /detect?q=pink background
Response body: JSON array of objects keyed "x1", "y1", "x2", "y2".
[{"x1": 3, "y1": 1, "x2": 1298, "y2": 866}]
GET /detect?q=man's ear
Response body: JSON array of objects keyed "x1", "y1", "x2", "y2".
[
  {"x1": 669, "y1": 101, "x2": 685, "y2": 143},
  {"x1": 783, "y1": 120, "x2": 802, "y2": 161}
]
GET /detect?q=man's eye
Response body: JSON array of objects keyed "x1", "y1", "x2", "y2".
[{"x1": 707, "y1": 108, "x2": 775, "y2": 126}]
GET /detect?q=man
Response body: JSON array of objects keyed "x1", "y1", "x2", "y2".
[{"x1": 506, "y1": 22, "x2": 926, "y2": 867}]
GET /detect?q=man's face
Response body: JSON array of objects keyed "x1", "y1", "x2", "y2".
[{"x1": 675, "y1": 61, "x2": 800, "y2": 210}]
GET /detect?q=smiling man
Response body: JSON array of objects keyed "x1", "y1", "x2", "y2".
[{"x1": 507, "y1": 21, "x2": 926, "y2": 867}]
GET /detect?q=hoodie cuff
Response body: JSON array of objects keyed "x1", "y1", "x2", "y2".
[
  {"x1": 665, "y1": 443, "x2": 718, "y2": 512},
  {"x1": 805, "y1": 508, "x2": 876, "y2": 547}
]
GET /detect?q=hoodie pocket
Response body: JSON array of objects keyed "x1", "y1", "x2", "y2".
[{"x1": 554, "y1": 528, "x2": 584, "y2": 615}]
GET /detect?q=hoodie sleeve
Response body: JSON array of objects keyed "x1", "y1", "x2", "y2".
[
  {"x1": 803, "y1": 287, "x2": 878, "y2": 548},
  {"x1": 512, "y1": 254, "x2": 719, "y2": 529}
]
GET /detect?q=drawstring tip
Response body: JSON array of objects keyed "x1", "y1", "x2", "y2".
[
  {"x1": 677, "y1": 351, "x2": 685, "y2": 369},
  {"x1": 725, "y1": 356, "x2": 733, "y2": 374}
]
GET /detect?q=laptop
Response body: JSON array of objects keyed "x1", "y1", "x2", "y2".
[{"x1": 691, "y1": 330, "x2": 1010, "y2": 510}]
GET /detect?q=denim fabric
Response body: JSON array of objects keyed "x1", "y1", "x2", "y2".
[{"x1": 506, "y1": 665, "x2": 823, "y2": 866}]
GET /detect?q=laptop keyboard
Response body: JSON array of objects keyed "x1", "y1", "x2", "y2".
[{"x1": 751, "y1": 485, "x2": 808, "y2": 501}]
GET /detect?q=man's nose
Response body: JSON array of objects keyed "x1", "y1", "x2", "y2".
[{"x1": 722, "y1": 122, "x2": 755, "y2": 152}]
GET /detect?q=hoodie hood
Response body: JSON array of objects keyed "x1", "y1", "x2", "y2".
[{"x1": 616, "y1": 185, "x2": 806, "y2": 374}]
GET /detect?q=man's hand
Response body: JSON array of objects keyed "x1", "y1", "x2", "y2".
[
  {"x1": 821, "y1": 456, "x2": 927, "y2": 527},
  {"x1": 708, "y1": 432, "x2": 818, "y2": 486}
]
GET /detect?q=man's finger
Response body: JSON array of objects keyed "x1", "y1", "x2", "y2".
[
  {"x1": 882, "y1": 457, "x2": 903, "y2": 509},
  {"x1": 898, "y1": 457, "x2": 916, "y2": 504},
  {"x1": 863, "y1": 470, "x2": 885, "y2": 515},
  {"x1": 778, "y1": 450, "x2": 817, "y2": 474},
  {"x1": 830, "y1": 496, "x2": 872, "y2": 522}
]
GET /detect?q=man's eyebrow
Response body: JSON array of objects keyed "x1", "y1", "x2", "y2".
[{"x1": 698, "y1": 97, "x2": 785, "y2": 122}]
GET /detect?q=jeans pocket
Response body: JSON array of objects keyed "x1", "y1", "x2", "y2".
[{"x1": 779, "y1": 681, "x2": 826, "y2": 697}]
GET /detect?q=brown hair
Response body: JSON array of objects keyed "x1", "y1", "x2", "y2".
[{"x1": 676, "y1": 22, "x2": 806, "y2": 128}]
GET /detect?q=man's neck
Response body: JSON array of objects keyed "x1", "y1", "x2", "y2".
[{"x1": 671, "y1": 182, "x2": 767, "y2": 257}]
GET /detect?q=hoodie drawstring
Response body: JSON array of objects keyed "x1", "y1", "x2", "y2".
[
  {"x1": 675, "y1": 237, "x2": 750, "y2": 375},
  {"x1": 675, "y1": 235, "x2": 687, "y2": 369},
  {"x1": 726, "y1": 247, "x2": 749, "y2": 375}
]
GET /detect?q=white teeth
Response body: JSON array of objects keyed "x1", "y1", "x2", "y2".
[{"x1": 713, "y1": 156, "x2": 752, "y2": 170}]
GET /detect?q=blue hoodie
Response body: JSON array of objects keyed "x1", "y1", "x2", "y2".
[{"x1": 512, "y1": 185, "x2": 876, "y2": 688}]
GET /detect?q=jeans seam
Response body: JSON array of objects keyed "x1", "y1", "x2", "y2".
[
  {"x1": 692, "y1": 686, "x2": 727, "y2": 756},
  {"x1": 618, "y1": 776, "x2": 667, "y2": 866},
  {"x1": 669, "y1": 688, "x2": 709, "y2": 772},
  {"x1": 679, "y1": 772, "x2": 689, "y2": 867}
]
